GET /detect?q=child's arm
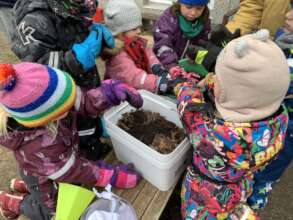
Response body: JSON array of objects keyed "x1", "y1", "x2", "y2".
[
  {"x1": 176, "y1": 82, "x2": 249, "y2": 183},
  {"x1": 106, "y1": 52, "x2": 160, "y2": 92},
  {"x1": 176, "y1": 83, "x2": 209, "y2": 134},
  {"x1": 146, "y1": 48, "x2": 161, "y2": 72},
  {"x1": 11, "y1": 12, "x2": 94, "y2": 77},
  {"x1": 153, "y1": 12, "x2": 179, "y2": 70},
  {"x1": 0, "y1": 131, "x2": 24, "y2": 151},
  {"x1": 75, "y1": 80, "x2": 143, "y2": 117}
]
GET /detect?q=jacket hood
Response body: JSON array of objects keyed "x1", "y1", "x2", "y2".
[
  {"x1": 211, "y1": 105, "x2": 288, "y2": 170},
  {"x1": 14, "y1": 0, "x2": 80, "y2": 25}
]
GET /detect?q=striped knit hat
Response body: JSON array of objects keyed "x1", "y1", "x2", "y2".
[{"x1": 0, "y1": 62, "x2": 76, "y2": 128}]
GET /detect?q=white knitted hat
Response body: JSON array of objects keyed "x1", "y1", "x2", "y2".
[{"x1": 104, "y1": 0, "x2": 142, "y2": 36}]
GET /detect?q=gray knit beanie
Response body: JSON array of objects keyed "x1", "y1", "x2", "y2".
[{"x1": 104, "y1": 0, "x2": 142, "y2": 36}]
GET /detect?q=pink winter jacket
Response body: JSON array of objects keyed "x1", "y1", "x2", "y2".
[{"x1": 105, "y1": 48, "x2": 161, "y2": 92}]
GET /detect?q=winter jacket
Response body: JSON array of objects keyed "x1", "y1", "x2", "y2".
[
  {"x1": 226, "y1": 0, "x2": 290, "y2": 37},
  {"x1": 105, "y1": 48, "x2": 161, "y2": 92},
  {"x1": 0, "y1": 87, "x2": 108, "y2": 182},
  {"x1": 0, "y1": 0, "x2": 16, "y2": 7},
  {"x1": 153, "y1": 7, "x2": 210, "y2": 70},
  {"x1": 177, "y1": 83, "x2": 288, "y2": 218},
  {"x1": 11, "y1": 0, "x2": 100, "y2": 89}
]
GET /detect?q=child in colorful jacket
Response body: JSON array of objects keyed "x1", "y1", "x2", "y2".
[
  {"x1": 0, "y1": 62, "x2": 142, "y2": 219},
  {"x1": 246, "y1": 8, "x2": 293, "y2": 209},
  {"x1": 153, "y1": 0, "x2": 210, "y2": 75},
  {"x1": 103, "y1": 0, "x2": 191, "y2": 95},
  {"x1": 176, "y1": 29, "x2": 290, "y2": 219}
]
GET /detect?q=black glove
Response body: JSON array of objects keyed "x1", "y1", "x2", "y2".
[
  {"x1": 157, "y1": 73, "x2": 186, "y2": 95},
  {"x1": 210, "y1": 24, "x2": 241, "y2": 47},
  {"x1": 151, "y1": 64, "x2": 169, "y2": 76},
  {"x1": 186, "y1": 40, "x2": 222, "y2": 72}
]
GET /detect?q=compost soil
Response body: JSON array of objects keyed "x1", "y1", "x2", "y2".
[{"x1": 117, "y1": 110, "x2": 186, "y2": 154}]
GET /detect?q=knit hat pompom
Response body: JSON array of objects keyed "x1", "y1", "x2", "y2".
[
  {"x1": 0, "y1": 62, "x2": 77, "y2": 128},
  {"x1": 0, "y1": 64, "x2": 17, "y2": 91},
  {"x1": 104, "y1": 0, "x2": 142, "y2": 36},
  {"x1": 215, "y1": 29, "x2": 290, "y2": 122}
]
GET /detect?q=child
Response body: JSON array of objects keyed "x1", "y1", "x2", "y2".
[
  {"x1": 11, "y1": 0, "x2": 113, "y2": 161},
  {"x1": 0, "y1": 62, "x2": 142, "y2": 219},
  {"x1": 153, "y1": 0, "x2": 210, "y2": 75},
  {"x1": 103, "y1": 0, "x2": 192, "y2": 96},
  {"x1": 246, "y1": 9, "x2": 293, "y2": 209},
  {"x1": 176, "y1": 29, "x2": 290, "y2": 219}
]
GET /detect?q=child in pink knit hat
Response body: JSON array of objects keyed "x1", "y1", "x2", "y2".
[
  {"x1": 0, "y1": 62, "x2": 143, "y2": 219},
  {"x1": 176, "y1": 29, "x2": 290, "y2": 219}
]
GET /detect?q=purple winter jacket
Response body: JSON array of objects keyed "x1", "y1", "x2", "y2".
[
  {"x1": 153, "y1": 7, "x2": 211, "y2": 70},
  {"x1": 0, "y1": 87, "x2": 109, "y2": 185}
]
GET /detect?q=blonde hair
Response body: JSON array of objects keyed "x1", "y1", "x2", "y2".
[
  {"x1": 46, "y1": 120, "x2": 60, "y2": 140},
  {"x1": 0, "y1": 106, "x2": 60, "y2": 140},
  {"x1": 0, "y1": 107, "x2": 9, "y2": 138}
]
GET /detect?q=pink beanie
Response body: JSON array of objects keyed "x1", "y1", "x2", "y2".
[
  {"x1": 0, "y1": 62, "x2": 76, "y2": 127},
  {"x1": 215, "y1": 29, "x2": 290, "y2": 122}
]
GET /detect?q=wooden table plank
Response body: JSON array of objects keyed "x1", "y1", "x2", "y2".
[
  {"x1": 96, "y1": 151, "x2": 175, "y2": 220},
  {"x1": 132, "y1": 182, "x2": 158, "y2": 219},
  {"x1": 141, "y1": 185, "x2": 175, "y2": 220},
  {"x1": 119, "y1": 179, "x2": 147, "y2": 203}
]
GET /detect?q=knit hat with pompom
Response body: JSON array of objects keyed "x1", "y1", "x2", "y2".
[{"x1": 0, "y1": 62, "x2": 76, "y2": 127}]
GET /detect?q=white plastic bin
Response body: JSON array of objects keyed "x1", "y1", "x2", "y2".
[{"x1": 104, "y1": 90, "x2": 192, "y2": 191}]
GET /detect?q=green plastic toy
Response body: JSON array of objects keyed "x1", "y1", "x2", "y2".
[{"x1": 56, "y1": 183, "x2": 95, "y2": 220}]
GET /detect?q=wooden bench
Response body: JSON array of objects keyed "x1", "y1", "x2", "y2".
[{"x1": 103, "y1": 150, "x2": 175, "y2": 220}]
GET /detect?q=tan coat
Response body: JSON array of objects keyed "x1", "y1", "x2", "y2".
[{"x1": 226, "y1": 0, "x2": 291, "y2": 36}]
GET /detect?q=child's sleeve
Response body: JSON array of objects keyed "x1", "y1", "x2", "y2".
[
  {"x1": 153, "y1": 12, "x2": 179, "y2": 70},
  {"x1": 74, "y1": 87, "x2": 109, "y2": 117},
  {"x1": 0, "y1": 132, "x2": 24, "y2": 151},
  {"x1": 176, "y1": 83, "x2": 208, "y2": 135},
  {"x1": 146, "y1": 48, "x2": 161, "y2": 70},
  {"x1": 225, "y1": 0, "x2": 263, "y2": 36},
  {"x1": 106, "y1": 52, "x2": 160, "y2": 92},
  {"x1": 176, "y1": 83, "x2": 251, "y2": 182},
  {"x1": 11, "y1": 12, "x2": 92, "y2": 78}
]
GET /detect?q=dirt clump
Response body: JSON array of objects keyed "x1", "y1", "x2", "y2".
[{"x1": 117, "y1": 110, "x2": 186, "y2": 154}]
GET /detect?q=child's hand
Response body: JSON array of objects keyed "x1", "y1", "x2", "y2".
[
  {"x1": 197, "y1": 73, "x2": 215, "y2": 89},
  {"x1": 157, "y1": 73, "x2": 187, "y2": 95},
  {"x1": 151, "y1": 64, "x2": 169, "y2": 77},
  {"x1": 169, "y1": 66, "x2": 185, "y2": 78},
  {"x1": 169, "y1": 66, "x2": 200, "y2": 82},
  {"x1": 96, "y1": 161, "x2": 141, "y2": 189},
  {"x1": 91, "y1": 23, "x2": 115, "y2": 49},
  {"x1": 210, "y1": 24, "x2": 241, "y2": 47},
  {"x1": 100, "y1": 80, "x2": 143, "y2": 109},
  {"x1": 72, "y1": 24, "x2": 114, "y2": 71}
]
